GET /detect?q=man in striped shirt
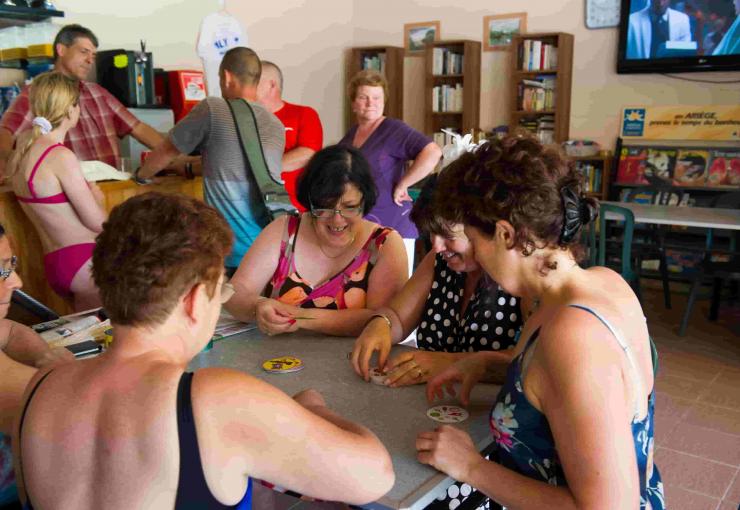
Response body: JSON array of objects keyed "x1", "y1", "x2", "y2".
[{"x1": 0, "y1": 24, "x2": 164, "y2": 178}]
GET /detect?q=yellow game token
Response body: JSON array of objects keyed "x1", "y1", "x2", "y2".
[{"x1": 262, "y1": 356, "x2": 304, "y2": 373}]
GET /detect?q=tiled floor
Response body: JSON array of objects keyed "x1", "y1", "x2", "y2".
[{"x1": 258, "y1": 287, "x2": 740, "y2": 510}]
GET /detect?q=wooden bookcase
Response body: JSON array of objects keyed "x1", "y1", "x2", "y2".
[
  {"x1": 509, "y1": 32, "x2": 573, "y2": 144},
  {"x1": 345, "y1": 46, "x2": 404, "y2": 130},
  {"x1": 424, "y1": 39, "x2": 481, "y2": 137},
  {"x1": 571, "y1": 154, "x2": 612, "y2": 200}
]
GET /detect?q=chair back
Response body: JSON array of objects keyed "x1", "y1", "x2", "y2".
[{"x1": 598, "y1": 203, "x2": 637, "y2": 282}]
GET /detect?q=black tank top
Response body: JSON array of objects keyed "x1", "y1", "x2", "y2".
[{"x1": 17, "y1": 370, "x2": 252, "y2": 509}]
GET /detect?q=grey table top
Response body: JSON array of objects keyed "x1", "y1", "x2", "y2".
[
  {"x1": 189, "y1": 330, "x2": 500, "y2": 510},
  {"x1": 602, "y1": 201, "x2": 740, "y2": 230}
]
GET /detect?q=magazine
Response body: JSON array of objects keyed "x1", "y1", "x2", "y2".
[
  {"x1": 674, "y1": 149, "x2": 709, "y2": 186},
  {"x1": 616, "y1": 147, "x2": 648, "y2": 184},
  {"x1": 707, "y1": 150, "x2": 740, "y2": 186},
  {"x1": 212, "y1": 311, "x2": 257, "y2": 342}
]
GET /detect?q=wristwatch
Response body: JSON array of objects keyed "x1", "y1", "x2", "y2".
[{"x1": 133, "y1": 166, "x2": 153, "y2": 185}]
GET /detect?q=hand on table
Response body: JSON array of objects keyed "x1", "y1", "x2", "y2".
[
  {"x1": 34, "y1": 346, "x2": 75, "y2": 368},
  {"x1": 426, "y1": 352, "x2": 489, "y2": 406},
  {"x1": 392, "y1": 184, "x2": 412, "y2": 206},
  {"x1": 350, "y1": 317, "x2": 392, "y2": 381},
  {"x1": 255, "y1": 298, "x2": 300, "y2": 336},
  {"x1": 416, "y1": 425, "x2": 483, "y2": 483},
  {"x1": 384, "y1": 351, "x2": 454, "y2": 387}
]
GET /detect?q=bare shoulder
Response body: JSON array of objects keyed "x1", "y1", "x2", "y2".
[{"x1": 192, "y1": 366, "x2": 286, "y2": 406}]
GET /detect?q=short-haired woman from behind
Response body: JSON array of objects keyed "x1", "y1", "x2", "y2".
[
  {"x1": 13, "y1": 192, "x2": 394, "y2": 510},
  {"x1": 8, "y1": 71, "x2": 106, "y2": 311},
  {"x1": 225, "y1": 145, "x2": 408, "y2": 337},
  {"x1": 416, "y1": 133, "x2": 664, "y2": 510}
]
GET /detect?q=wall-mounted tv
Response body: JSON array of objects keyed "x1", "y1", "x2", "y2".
[{"x1": 617, "y1": 0, "x2": 740, "y2": 74}]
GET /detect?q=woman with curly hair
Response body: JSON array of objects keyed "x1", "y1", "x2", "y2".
[{"x1": 416, "y1": 133, "x2": 664, "y2": 510}]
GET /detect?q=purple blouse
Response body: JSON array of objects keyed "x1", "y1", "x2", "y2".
[{"x1": 339, "y1": 118, "x2": 432, "y2": 238}]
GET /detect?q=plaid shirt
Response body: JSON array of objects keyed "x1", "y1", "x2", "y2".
[{"x1": 0, "y1": 81, "x2": 139, "y2": 166}]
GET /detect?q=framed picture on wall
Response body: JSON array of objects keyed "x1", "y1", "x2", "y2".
[
  {"x1": 483, "y1": 12, "x2": 527, "y2": 51},
  {"x1": 404, "y1": 21, "x2": 440, "y2": 54}
]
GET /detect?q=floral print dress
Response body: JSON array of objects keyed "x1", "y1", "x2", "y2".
[
  {"x1": 265, "y1": 214, "x2": 392, "y2": 309},
  {"x1": 490, "y1": 304, "x2": 665, "y2": 509}
]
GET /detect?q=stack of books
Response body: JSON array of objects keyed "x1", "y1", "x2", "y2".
[
  {"x1": 517, "y1": 76, "x2": 556, "y2": 111},
  {"x1": 432, "y1": 47, "x2": 464, "y2": 75},
  {"x1": 575, "y1": 161, "x2": 603, "y2": 194},
  {"x1": 518, "y1": 40, "x2": 558, "y2": 71},
  {"x1": 432, "y1": 83, "x2": 463, "y2": 112},
  {"x1": 519, "y1": 115, "x2": 555, "y2": 144}
]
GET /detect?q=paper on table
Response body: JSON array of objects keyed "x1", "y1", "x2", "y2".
[{"x1": 80, "y1": 161, "x2": 131, "y2": 182}]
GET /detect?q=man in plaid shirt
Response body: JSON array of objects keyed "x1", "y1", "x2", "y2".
[{"x1": 0, "y1": 24, "x2": 164, "y2": 178}]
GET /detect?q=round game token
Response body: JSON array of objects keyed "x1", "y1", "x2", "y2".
[
  {"x1": 262, "y1": 356, "x2": 304, "y2": 373},
  {"x1": 426, "y1": 405, "x2": 469, "y2": 423},
  {"x1": 369, "y1": 368, "x2": 387, "y2": 386}
]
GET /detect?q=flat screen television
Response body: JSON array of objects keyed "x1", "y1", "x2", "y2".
[{"x1": 617, "y1": 0, "x2": 740, "y2": 73}]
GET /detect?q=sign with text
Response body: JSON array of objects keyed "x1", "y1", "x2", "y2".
[{"x1": 621, "y1": 105, "x2": 740, "y2": 141}]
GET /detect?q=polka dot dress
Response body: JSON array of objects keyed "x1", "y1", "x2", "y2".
[{"x1": 416, "y1": 255, "x2": 522, "y2": 353}]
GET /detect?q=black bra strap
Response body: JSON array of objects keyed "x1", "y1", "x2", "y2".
[{"x1": 17, "y1": 369, "x2": 55, "y2": 509}]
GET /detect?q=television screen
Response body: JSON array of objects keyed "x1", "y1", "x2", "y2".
[{"x1": 618, "y1": 0, "x2": 740, "y2": 73}]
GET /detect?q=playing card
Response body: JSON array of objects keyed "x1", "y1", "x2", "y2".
[{"x1": 426, "y1": 405, "x2": 469, "y2": 423}]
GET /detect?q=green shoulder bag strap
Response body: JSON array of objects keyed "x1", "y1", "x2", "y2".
[{"x1": 226, "y1": 98, "x2": 295, "y2": 219}]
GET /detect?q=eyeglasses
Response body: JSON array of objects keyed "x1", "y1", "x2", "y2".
[
  {"x1": 0, "y1": 256, "x2": 16, "y2": 280},
  {"x1": 309, "y1": 201, "x2": 364, "y2": 220}
]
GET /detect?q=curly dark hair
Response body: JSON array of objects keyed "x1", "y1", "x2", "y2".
[
  {"x1": 410, "y1": 174, "x2": 453, "y2": 237},
  {"x1": 92, "y1": 192, "x2": 233, "y2": 326},
  {"x1": 435, "y1": 132, "x2": 598, "y2": 258}
]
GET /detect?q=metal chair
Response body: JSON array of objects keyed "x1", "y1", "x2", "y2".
[
  {"x1": 625, "y1": 181, "x2": 684, "y2": 309},
  {"x1": 679, "y1": 191, "x2": 740, "y2": 336},
  {"x1": 598, "y1": 203, "x2": 641, "y2": 300}
]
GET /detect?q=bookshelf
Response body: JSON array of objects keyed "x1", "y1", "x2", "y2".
[
  {"x1": 424, "y1": 40, "x2": 481, "y2": 140},
  {"x1": 346, "y1": 46, "x2": 404, "y2": 130},
  {"x1": 571, "y1": 154, "x2": 612, "y2": 200},
  {"x1": 509, "y1": 32, "x2": 573, "y2": 144}
]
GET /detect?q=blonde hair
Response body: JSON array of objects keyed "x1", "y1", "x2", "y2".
[
  {"x1": 347, "y1": 69, "x2": 388, "y2": 102},
  {"x1": 10, "y1": 71, "x2": 79, "y2": 171}
]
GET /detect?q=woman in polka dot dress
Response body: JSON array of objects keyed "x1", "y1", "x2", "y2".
[{"x1": 351, "y1": 174, "x2": 524, "y2": 387}]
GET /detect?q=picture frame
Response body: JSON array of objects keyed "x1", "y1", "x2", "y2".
[
  {"x1": 483, "y1": 13, "x2": 527, "y2": 51},
  {"x1": 404, "y1": 21, "x2": 440, "y2": 54}
]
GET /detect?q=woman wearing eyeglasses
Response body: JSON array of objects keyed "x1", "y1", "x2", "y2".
[
  {"x1": 7, "y1": 71, "x2": 106, "y2": 311},
  {"x1": 225, "y1": 145, "x2": 408, "y2": 337}
]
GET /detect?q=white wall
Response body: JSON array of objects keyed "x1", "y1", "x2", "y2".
[
  {"x1": 352, "y1": 0, "x2": 740, "y2": 147},
  {"x1": 1, "y1": 0, "x2": 738, "y2": 148}
]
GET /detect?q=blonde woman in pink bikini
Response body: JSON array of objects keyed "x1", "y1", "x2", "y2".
[{"x1": 8, "y1": 71, "x2": 106, "y2": 310}]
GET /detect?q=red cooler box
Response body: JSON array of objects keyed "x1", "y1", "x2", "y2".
[{"x1": 168, "y1": 70, "x2": 206, "y2": 122}]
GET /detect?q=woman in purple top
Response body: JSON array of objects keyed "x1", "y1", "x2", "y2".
[{"x1": 340, "y1": 70, "x2": 441, "y2": 270}]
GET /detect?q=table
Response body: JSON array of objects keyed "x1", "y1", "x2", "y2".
[
  {"x1": 601, "y1": 201, "x2": 740, "y2": 230},
  {"x1": 189, "y1": 331, "x2": 500, "y2": 510}
]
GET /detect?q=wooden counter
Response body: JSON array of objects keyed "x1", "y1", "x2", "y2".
[{"x1": 0, "y1": 176, "x2": 204, "y2": 315}]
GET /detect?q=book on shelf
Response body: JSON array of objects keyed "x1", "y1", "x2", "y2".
[
  {"x1": 518, "y1": 114, "x2": 555, "y2": 145},
  {"x1": 706, "y1": 149, "x2": 740, "y2": 186},
  {"x1": 517, "y1": 75, "x2": 556, "y2": 111},
  {"x1": 432, "y1": 83, "x2": 463, "y2": 113},
  {"x1": 433, "y1": 128, "x2": 460, "y2": 148},
  {"x1": 432, "y1": 47, "x2": 464, "y2": 75},
  {"x1": 576, "y1": 161, "x2": 603, "y2": 194},
  {"x1": 674, "y1": 149, "x2": 709, "y2": 186},
  {"x1": 519, "y1": 40, "x2": 558, "y2": 71},
  {"x1": 361, "y1": 52, "x2": 386, "y2": 74}
]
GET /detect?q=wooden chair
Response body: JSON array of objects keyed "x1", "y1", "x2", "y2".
[{"x1": 679, "y1": 191, "x2": 740, "y2": 336}]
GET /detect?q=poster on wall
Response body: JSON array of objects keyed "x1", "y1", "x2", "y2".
[{"x1": 621, "y1": 105, "x2": 740, "y2": 141}]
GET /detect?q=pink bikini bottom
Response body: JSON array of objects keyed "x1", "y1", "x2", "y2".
[{"x1": 43, "y1": 243, "x2": 96, "y2": 297}]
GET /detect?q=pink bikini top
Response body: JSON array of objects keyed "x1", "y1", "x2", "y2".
[{"x1": 16, "y1": 144, "x2": 69, "y2": 204}]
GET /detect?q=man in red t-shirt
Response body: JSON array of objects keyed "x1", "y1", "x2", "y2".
[
  {"x1": 0, "y1": 24, "x2": 164, "y2": 179},
  {"x1": 257, "y1": 61, "x2": 322, "y2": 211}
]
